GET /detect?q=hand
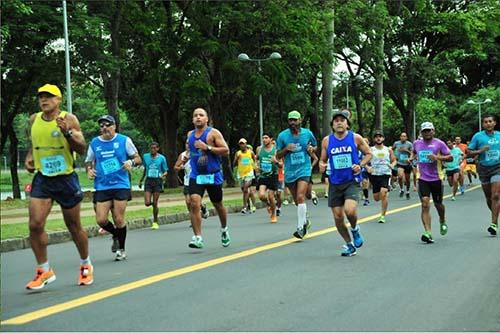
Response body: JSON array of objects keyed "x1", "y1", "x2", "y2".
[
  {"x1": 25, "y1": 158, "x2": 35, "y2": 173},
  {"x1": 194, "y1": 140, "x2": 207, "y2": 151},
  {"x1": 286, "y1": 143, "x2": 297, "y2": 152},
  {"x1": 123, "y1": 159, "x2": 134, "y2": 171},
  {"x1": 481, "y1": 145, "x2": 490, "y2": 153},
  {"x1": 352, "y1": 164, "x2": 361, "y2": 174},
  {"x1": 138, "y1": 181, "x2": 143, "y2": 189},
  {"x1": 87, "y1": 167, "x2": 96, "y2": 180},
  {"x1": 319, "y1": 160, "x2": 327, "y2": 173},
  {"x1": 56, "y1": 116, "x2": 69, "y2": 135},
  {"x1": 366, "y1": 166, "x2": 373, "y2": 174},
  {"x1": 307, "y1": 144, "x2": 315, "y2": 154},
  {"x1": 427, "y1": 154, "x2": 438, "y2": 162}
]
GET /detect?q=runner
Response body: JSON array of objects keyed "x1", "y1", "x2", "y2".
[
  {"x1": 255, "y1": 133, "x2": 279, "y2": 223},
  {"x1": 276, "y1": 157, "x2": 285, "y2": 216},
  {"x1": 360, "y1": 137, "x2": 371, "y2": 206},
  {"x1": 410, "y1": 122, "x2": 452, "y2": 243},
  {"x1": 186, "y1": 108, "x2": 230, "y2": 249},
  {"x1": 467, "y1": 114, "x2": 500, "y2": 236},
  {"x1": 24, "y1": 84, "x2": 93, "y2": 289},
  {"x1": 366, "y1": 130, "x2": 396, "y2": 223},
  {"x1": 464, "y1": 140, "x2": 478, "y2": 186},
  {"x1": 306, "y1": 145, "x2": 319, "y2": 205},
  {"x1": 444, "y1": 139, "x2": 464, "y2": 201},
  {"x1": 138, "y1": 142, "x2": 169, "y2": 230},
  {"x1": 455, "y1": 136, "x2": 468, "y2": 195},
  {"x1": 174, "y1": 141, "x2": 209, "y2": 220},
  {"x1": 319, "y1": 110, "x2": 372, "y2": 256},
  {"x1": 392, "y1": 132, "x2": 413, "y2": 199},
  {"x1": 86, "y1": 115, "x2": 141, "y2": 261},
  {"x1": 276, "y1": 110, "x2": 317, "y2": 239},
  {"x1": 233, "y1": 138, "x2": 257, "y2": 214}
]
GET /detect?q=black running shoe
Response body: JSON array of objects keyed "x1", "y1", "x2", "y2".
[
  {"x1": 421, "y1": 233, "x2": 434, "y2": 244},
  {"x1": 293, "y1": 228, "x2": 305, "y2": 239}
]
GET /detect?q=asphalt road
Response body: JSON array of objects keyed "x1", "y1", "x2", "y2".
[{"x1": 1, "y1": 183, "x2": 499, "y2": 332}]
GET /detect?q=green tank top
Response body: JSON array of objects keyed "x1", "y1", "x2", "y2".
[{"x1": 258, "y1": 145, "x2": 277, "y2": 177}]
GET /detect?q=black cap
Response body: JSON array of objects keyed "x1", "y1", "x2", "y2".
[
  {"x1": 373, "y1": 130, "x2": 384, "y2": 137},
  {"x1": 98, "y1": 115, "x2": 115, "y2": 124}
]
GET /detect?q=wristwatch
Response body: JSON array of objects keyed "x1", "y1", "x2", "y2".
[
  {"x1": 207, "y1": 145, "x2": 213, "y2": 152},
  {"x1": 64, "y1": 130, "x2": 73, "y2": 138}
]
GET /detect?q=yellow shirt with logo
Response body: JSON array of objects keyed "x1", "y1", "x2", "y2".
[
  {"x1": 236, "y1": 150, "x2": 254, "y2": 178},
  {"x1": 31, "y1": 111, "x2": 74, "y2": 176}
]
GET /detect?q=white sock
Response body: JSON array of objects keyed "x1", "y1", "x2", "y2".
[
  {"x1": 39, "y1": 261, "x2": 50, "y2": 272},
  {"x1": 297, "y1": 203, "x2": 307, "y2": 229},
  {"x1": 221, "y1": 226, "x2": 228, "y2": 232},
  {"x1": 80, "y1": 257, "x2": 91, "y2": 266}
]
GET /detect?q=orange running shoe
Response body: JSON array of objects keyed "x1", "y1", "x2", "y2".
[
  {"x1": 78, "y1": 264, "x2": 94, "y2": 286},
  {"x1": 270, "y1": 214, "x2": 278, "y2": 223},
  {"x1": 26, "y1": 268, "x2": 56, "y2": 290}
]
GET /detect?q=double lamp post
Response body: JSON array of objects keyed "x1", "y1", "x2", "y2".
[
  {"x1": 467, "y1": 98, "x2": 492, "y2": 131},
  {"x1": 238, "y1": 52, "x2": 282, "y2": 146}
]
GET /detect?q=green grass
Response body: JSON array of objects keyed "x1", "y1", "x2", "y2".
[{"x1": 1, "y1": 198, "x2": 244, "y2": 240}]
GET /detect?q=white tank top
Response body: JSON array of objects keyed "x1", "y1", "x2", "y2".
[
  {"x1": 370, "y1": 145, "x2": 391, "y2": 176},
  {"x1": 182, "y1": 151, "x2": 191, "y2": 186}
]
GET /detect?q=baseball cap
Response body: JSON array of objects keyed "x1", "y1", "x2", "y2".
[
  {"x1": 98, "y1": 115, "x2": 116, "y2": 124},
  {"x1": 287, "y1": 110, "x2": 301, "y2": 120},
  {"x1": 331, "y1": 110, "x2": 350, "y2": 124},
  {"x1": 373, "y1": 130, "x2": 384, "y2": 137},
  {"x1": 420, "y1": 122, "x2": 434, "y2": 131},
  {"x1": 37, "y1": 84, "x2": 62, "y2": 98},
  {"x1": 238, "y1": 138, "x2": 247, "y2": 144}
]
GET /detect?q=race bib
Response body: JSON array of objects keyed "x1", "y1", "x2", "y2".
[
  {"x1": 261, "y1": 162, "x2": 272, "y2": 173},
  {"x1": 332, "y1": 154, "x2": 352, "y2": 169},
  {"x1": 418, "y1": 150, "x2": 433, "y2": 164},
  {"x1": 241, "y1": 157, "x2": 251, "y2": 166},
  {"x1": 486, "y1": 150, "x2": 499, "y2": 162},
  {"x1": 196, "y1": 174, "x2": 215, "y2": 185},
  {"x1": 399, "y1": 153, "x2": 409, "y2": 162},
  {"x1": 147, "y1": 168, "x2": 160, "y2": 178},
  {"x1": 290, "y1": 152, "x2": 305, "y2": 165},
  {"x1": 101, "y1": 157, "x2": 121, "y2": 175},
  {"x1": 41, "y1": 155, "x2": 66, "y2": 176}
]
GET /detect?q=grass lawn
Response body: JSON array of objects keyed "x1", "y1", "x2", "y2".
[{"x1": 1, "y1": 198, "x2": 244, "y2": 240}]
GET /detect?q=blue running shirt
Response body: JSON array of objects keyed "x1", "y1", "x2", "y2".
[
  {"x1": 468, "y1": 130, "x2": 500, "y2": 167},
  {"x1": 327, "y1": 131, "x2": 360, "y2": 185},
  {"x1": 188, "y1": 127, "x2": 224, "y2": 185},
  {"x1": 276, "y1": 128, "x2": 317, "y2": 183}
]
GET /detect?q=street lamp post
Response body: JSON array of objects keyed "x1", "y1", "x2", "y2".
[
  {"x1": 238, "y1": 52, "x2": 282, "y2": 146},
  {"x1": 62, "y1": 0, "x2": 73, "y2": 114},
  {"x1": 332, "y1": 73, "x2": 359, "y2": 110},
  {"x1": 467, "y1": 98, "x2": 492, "y2": 131}
]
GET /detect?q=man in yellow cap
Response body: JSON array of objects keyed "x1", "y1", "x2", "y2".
[
  {"x1": 24, "y1": 84, "x2": 93, "y2": 290},
  {"x1": 233, "y1": 138, "x2": 257, "y2": 214}
]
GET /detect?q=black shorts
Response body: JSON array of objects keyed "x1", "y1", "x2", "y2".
[
  {"x1": 418, "y1": 179, "x2": 443, "y2": 204},
  {"x1": 188, "y1": 178, "x2": 223, "y2": 203},
  {"x1": 369, "y1": 175, "x2": 390, "y2": 194},
  {"x1": 328, "y1": 180, "x2": 360, "y2": 207},
  {"x1": 251, "y1": 178, "x2": 258, "y2": 187},
  {"x1": 391, "y1": 169, "x2": 398, "y2": 177},
  {"x1": 477, "y1": 163, "x2": 500, "y2": 184},
  {"x1": 362, "y1": 170, "x2": 370, "y2": 180},
  {"x1": 183, "y1": 185, "x2": 190, "y2": 196},
  {"x1": 94, "y1": 189, "x2": 132, "y2": 203},
  {"x1": 258, "y1": 175, "x2": 278, "y2": 191},
  {"x1": 397, "y1": 164, "x2": 413, "y2": 174},
  {"x1": 30, "y1": 172, "x2": 83, "y2": 209},
  {"x1": 144, "y1": 178, "x2": 163, "y2": 193},
  {"x1": 321, "y1": 171, "x2": 328, "y2": 183},
  {"x1": 285, "y1": 176, "x2": 311, "y2": 191},
  {"x1": 446, "y1": 169, "x2": 459, "y2": 178}
]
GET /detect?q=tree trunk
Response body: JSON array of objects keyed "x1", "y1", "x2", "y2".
[
  {"x1": 309, "y1": 72, "x2": 320, "y2": 138},
  {"x1": 8, "y1": 127, "x2": 21, "y2": 199},
  {"x1": 352, "y1": 79, "x2": 364, "y2": 136},
  {"x1": 374, "y1": 73, "x2": 383, "y2": 132},
  {"x1": 321, "y1": 8, "x2": 334, "y2": 138}
]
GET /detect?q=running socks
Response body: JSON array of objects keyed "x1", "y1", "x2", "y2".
[
  {"x1": 39, "y1": 261, "x2": 50, "y2": 272},
  {"x1": 297, "y1": 203, "x2": 307, "y2": 229},
  {"x1": 100, "y1": 220, "x2": 117, "y2": 236},
  {"x1": 80, "y1": 256, "x2": 92, "y2": 266},
  {"x1": 362, "y1": 189, "x2": 369, "y2": 199},
  {"x1": 115, "y1": 226, "x2": 127, "y2": 250}
]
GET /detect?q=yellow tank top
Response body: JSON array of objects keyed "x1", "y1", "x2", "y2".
[
  {"x1": 31, "y1": 111, "x2": 74, "y2": 176},
  {"x1": 237, "y1": 150, "x2": 254, "y2": 178}
]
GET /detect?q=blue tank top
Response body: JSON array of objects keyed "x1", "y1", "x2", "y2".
[
  {"x1": 91, "y1": 133, "x2": 130, "y2": 190},
  {"x1": 188, "y1": 127, "x2": 224, "y2": 185},
  {"x1": 327, "y1": 131, "x2": 360, "y2": 185}
]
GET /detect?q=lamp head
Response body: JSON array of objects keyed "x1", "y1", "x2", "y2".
[
  {"x1": 467, "y1": 100, "x2": 475, "y2": 105},
  {"x1": 485, "y1": 98, "x2": 492, "y2": 103},
  {"x1": 238, "y1": 53, "x2": 250, "y2": 61},
  {"x1": 269, "y1": 52, "x2": 282, "y2": 60}
]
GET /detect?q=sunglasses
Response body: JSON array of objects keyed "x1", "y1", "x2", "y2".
[{"x1": 99, "y1": 122, "x2": 113, "y2": 128}]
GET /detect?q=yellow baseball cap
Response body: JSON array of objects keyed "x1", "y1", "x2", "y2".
[
  {"x1": 288, "y1": 110, "x2": 301, "y2": 119},
  {"x1": 37, "y1": 84, "x2": 62, "y2": 98}
]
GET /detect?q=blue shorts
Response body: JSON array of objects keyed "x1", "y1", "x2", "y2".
[{"x1": 30, "y1": 172, "x2": 83, "y2": 209}]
